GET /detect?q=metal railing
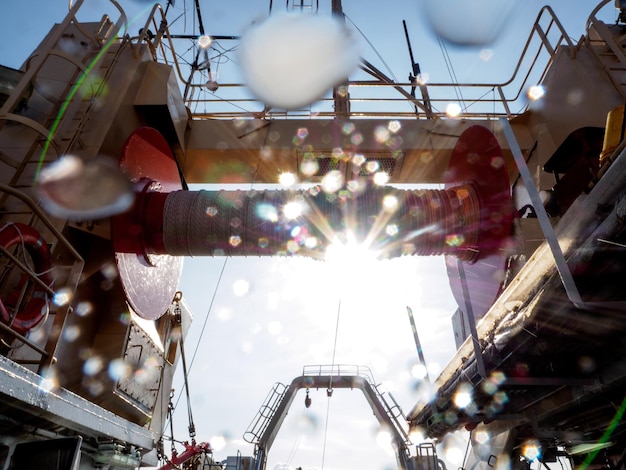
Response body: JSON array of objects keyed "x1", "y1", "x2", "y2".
[
  {"x1": 584, "y1": 0, "x2": 626, "y2": 99},
  {"x1": 0, "y1": 185, "x2": 84, "y2": 372},
  {"x1": 302, "y1": 363, "x2": 376, "y2": 383},
  {"x1": 243, "y1": 382, "x2": 287, "y2": 445},
  {"x1": 133, "y1": 4, "x2": 577, "y2": 121}
]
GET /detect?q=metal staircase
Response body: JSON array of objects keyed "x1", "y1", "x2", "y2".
[
  {"x1": 0, "y1": 0, "x2": 127, "y2": 208},
  {"x1": 0, "y1": 0, "x2": 132, "y2": 373},
  {"x1": 585, "y1": 2, "x2": 626, "y2": 99}
]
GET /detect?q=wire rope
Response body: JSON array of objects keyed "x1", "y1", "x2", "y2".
[
  {"x1": 435, "y1": 34, "x2": 466, "y2": 111},
  {"x1": 320, "y1": 298, "x2": 342, "y2": 469},
  {"x1": 320, "y1": 393, "x2": 333, "y2": 470},
  {"x1": 285, "y1": 434, "x2": 302, "y2": 466},
  {"x1": 170, "y1": 257, "x2": 229, "y2": 413},
  {"x1": 344, "y1": 14, "x2": 398, "y2": 83}
]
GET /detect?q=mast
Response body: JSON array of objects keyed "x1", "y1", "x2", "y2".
[{"x1": 331, "y1": 0, "x2": 350, "y2": 119}]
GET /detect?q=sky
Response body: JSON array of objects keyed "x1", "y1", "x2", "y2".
[{"x1": 0, "y1": 1, "x2": 618, "y2": 469}]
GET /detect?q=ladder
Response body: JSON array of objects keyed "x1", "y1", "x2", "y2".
[
  {"x1": 0, "y1": 0, "x2": 125, "y2": 214},
  {"x1": 585, "y1": 11, "x2": 626, "y2": 99}
]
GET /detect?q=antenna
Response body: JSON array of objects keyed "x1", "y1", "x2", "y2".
[{"x1": 403, "y1": 20, "x2": 433, "y2": 117}]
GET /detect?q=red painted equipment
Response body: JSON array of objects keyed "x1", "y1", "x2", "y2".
[
  {"x1": 0, "y1": 223, "x2": 54, "y2": 335},
  {"x1": 113, "y1": 126, "x2": 513, "y2": 320},
  {"x1": 157, "y1": 441, "x2": 212, "y2": 470}
]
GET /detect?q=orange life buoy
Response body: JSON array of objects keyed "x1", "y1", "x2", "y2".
[{"x1": 0, "y1": 223, "x2": 54, "y2": 335}]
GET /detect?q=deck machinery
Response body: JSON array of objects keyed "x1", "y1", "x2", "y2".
[{"x1": 0, "y1": 0, "x2": 626, "y2": 468}]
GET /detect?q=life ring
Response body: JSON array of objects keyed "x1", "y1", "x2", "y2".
[{"x1": 0, "y1": 223, "x2": 54, "y2": 335}]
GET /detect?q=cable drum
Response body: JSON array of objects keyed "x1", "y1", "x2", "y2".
[{"x1": 160, "y1": 184, "x2": 484, "y2": 262}]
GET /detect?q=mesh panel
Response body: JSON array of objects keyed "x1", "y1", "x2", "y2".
[{"x1": 357, "y1": 157, "x2": 397, "y2": 176}]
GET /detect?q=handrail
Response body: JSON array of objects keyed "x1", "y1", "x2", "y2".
[
  {"x1": 302, "y1": 363, "x2": 376, "y2": 383},
  {"x1": 0, "y1": 184, "x2": 84, "y2": 369},
  {"x1": 68, "y1": 0, "x2": 128, "y2": 44},
  {"x1": 130, "y1": 4, "x2": 192, "y2": 89},
  {"x1": 161, "y1": 3, "x2": 577, "y2": 121},
  {"x1": 587, "y1": 0, "x2": 612, "y2": 33},
  {"x1": 584, "y1": 1, "x2": 626, "y2": 99}
]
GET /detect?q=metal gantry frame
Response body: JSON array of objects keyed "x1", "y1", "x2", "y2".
[
  {"x1": 244, "y1": 364, "x2": 416, "y2": 470},
  {"x1": 128, "y1": 2, "x2": 577, "y2": 120}
]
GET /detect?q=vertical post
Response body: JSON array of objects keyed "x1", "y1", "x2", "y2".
[
  {"x1": 456, "y1": 260, "x2": 487, "y2": 378},
  {"x1": 499, "y1": 118, "x2": 584, "y2": 307},
  {"x1": 406, "y1": 306, "x2": 430, "y2": 382},
  {"x1": 331, "y1": 0, "x2": 350, "y2": 119}
]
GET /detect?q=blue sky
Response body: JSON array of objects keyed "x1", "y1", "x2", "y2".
[{"x1": 0, "y1": 1, "x2": 618, "y2": 469}]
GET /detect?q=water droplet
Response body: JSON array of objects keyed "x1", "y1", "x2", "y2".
[
  {"x1": 283, "y1": 200, "x2": 303, "y2": 219},
  {"x1": 239, "y1": 13, "x2": 360, "y2": 109},
  {"x1": 233, "y1": 279, "x2": 250, "y2": 296},
  {"x1": 352, "y1": 153, "x2": 366, "y2": 167},
  {"x1": 373, "y1": 172, "x2": 389, "y2": 186},
  {"x1": 446, "y1": 102, "x2": 462, "y2": 118},
  {"x1": 382, "y1": 194, "x2": 398, "y2": 211},
  {"x1": 522, "y1": 439, "x2": 542, "y2": 461},
  {"x1": 210, "y1": 435, "x2": 227, "y2": 452},
  {"x1": 279, "y1": 172, "x2": 296, "y2": 187},
  {"x1": 446, "y1": 234, "x2": 465, "y2": 247},
  {"x1": 480, "y1": 49, "x2": 493, "y2": 61},
  {"x1": 419, "y1": 0, "x2": 515, "y2": 46},
  {"x1": 527, "y1": 85, "x2": 545, "y2": 101},
  {"x1": 108, "y1": 358, "x2": 131, "y2": 381},
  {"x1": 386, "y1": 224, "x2": 399, "y2": 236},
  {"x1": 491, "y1": 156, "x2": 505, "y2": 169},
  {"x1": 388, "y1": 120, "x2": 401, "y2": 133},
  {"x1": 453, "y1": 382, "x2": 473, "y2": 409},
  {"x1": 350, "y1": 132, "x2": 364, "y2": 145},
  {"x1": 300, "y1": 159, "x2": 319, "y2": 176},
  {"x1": 36, "y1": 154, "x2": 133, "y2": 220},
  {"x1": 63, "y1": 325, "x2": 81, "y2": 342},
  {"x1": 321, "y1": 170, "x2": 343, "y2": 193},
  {"x1": 342, "y1": 122, "x2": 356, "y2": 135},
  {"x1": 83, "y1": 356, "x2": 104, "y2": 376},
  {"x1": 374, "y1": 125, "x2": 390, "y2": 143},
  {"x1": 75, "y1": 301, "x2": 93, "y2": 317},
  {"x1": 365, "y1": 160, "x2": 380, "y2": 173},
  {"x1": 198, "y1": 35, "x2": 213, "y2": 49},
  {"x1": 39, "y1": 367, "x2": 59, "y2": 392}
]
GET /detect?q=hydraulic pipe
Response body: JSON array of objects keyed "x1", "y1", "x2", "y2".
[{"x1": 157, "y1": 441, "x2": 212, "y2": 470}]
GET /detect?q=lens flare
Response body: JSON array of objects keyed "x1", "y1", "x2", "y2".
[
  {"x1": 283, "y1": 200, "x2": 303, "y2": 219},
  {"x1": 279, "y1": 172, "x2": 297, "y2": 187},
  {"x1": 454, "y1": 382, "x2": 473, "y2": 409},
  {"x1": 446, "y1": 103, "x2": 462, "y2": 118},
  {"x1": 527, "y1": 85, "x2": 545, "y2": 101},
  {"x1": 198, "y1": 35, "x2": 213, "y2": 49},
  {"x1": 522, "y1": 439, "x2": 542, "y2": 461}
]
